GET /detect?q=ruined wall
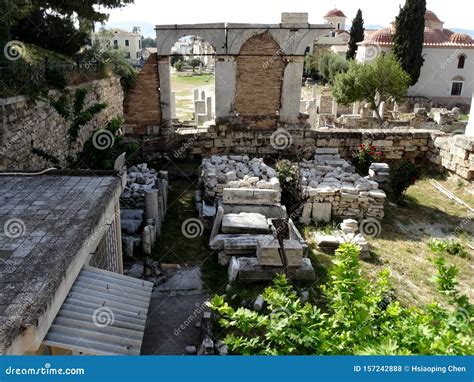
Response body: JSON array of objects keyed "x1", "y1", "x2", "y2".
[
  {"x1": 429, "y1": 135, "x2": 474, "y2": 180},
  {"x1": 234, "y1": 33, "x2": 285, "y2": 129},
  {"x1": 0, "y1": 77, "x2": 123, "y2": 171},
  {"x1": 138, "y1": 125, "x2": 473, "y2": 181},
  {"x1": 184, "y1": 126, "x2": 435, "y2": 158},
  {"x1": 124, "y1": 53, "x2": 162, "y2": 135}
]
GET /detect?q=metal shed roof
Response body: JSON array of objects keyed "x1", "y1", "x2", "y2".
[{"x1": 43, "y1": 266, "x2": 153, "y2": 355}]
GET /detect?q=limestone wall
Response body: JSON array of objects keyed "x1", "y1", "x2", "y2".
[
  {"x1": 0, "y1": 76, "x2": 123, "y2": 171},
  {"x1": 137, "y1": 124, "x2": 473, "y2": 182},
  {"x1": 429, "y1": 135, "x2": 474, "y2": 181},
  {"x1": 186, "y1": 126, "x2": 437, "y2": 159}
]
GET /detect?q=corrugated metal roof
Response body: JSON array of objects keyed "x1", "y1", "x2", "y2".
[{"x1": 43, "y1": 266, "x2": 153, "y2": 355}]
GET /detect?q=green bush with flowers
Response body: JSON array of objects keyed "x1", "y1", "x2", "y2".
[{"x1": 352, "y1": 143, "x2": 385, "y2": 175}]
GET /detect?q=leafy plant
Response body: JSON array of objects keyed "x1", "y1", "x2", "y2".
[
  {"x1": 210, "y1": 243, "x2": 473, "y2": 355},
  {"x1": 352, "y1": 143, "x2": 384, "y2": 175},
  {"x1": 387, "y1": 161, "x2": 419, "y2": 203},
  {"x1": 49, "y1": 87, "x2": 107, "y2": 143},
  {"x1": 174, "y1": 59, "x2": 184, "y2": 72},
  {"x1": 332, "y1": 54, "x2": 410, "y2": 125},
  {"x1": 429, "y1": 239, "x2": 469, "y2": 259},
  {"x1": 74, "y1": 117, "x2": 140, "y2": 170},
  {"x1": 275, "y1": 159, "x2": 303, "y2": 214},
  {"x1": 318, "y1": 51, "x2": 348, "y2": 85}
]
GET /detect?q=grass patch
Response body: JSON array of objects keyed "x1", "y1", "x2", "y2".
[{"x1": 151, "y1": 159, "x2": 228, "y2": 293}]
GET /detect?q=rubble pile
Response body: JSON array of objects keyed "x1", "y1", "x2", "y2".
[{"x1": 299, "y1": 148, "x2": 386, "y2": 224}]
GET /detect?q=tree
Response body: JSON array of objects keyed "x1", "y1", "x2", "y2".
[
  {"x1": 170, "y1": 53, "x2": 184, "y2": 67},
  {"x1": 332, "y1": 54, "x2": 410, "y2": 124},
  {"x1": 189, "y1": 58, "x2": 203, "y2": 72},
  {"x1": 8, "y1": 0, "x2": 134, "y2": 56},
  {"x1": 392, "y1": 0, "x2": 426, "y2": 85},
  {"x1": 318, "y1": 52, "x2": 348, "y2": 85},
  {"x1": 346, "y1": 9, "x2": 365, "y2": 60},
  {"x1": 304, "y1": 47, "x2": 329, "y2": 79},
  {"x1": 142, "y1": 37, "x2": 156, "y2": 48},
  {"x1": 173, "y1": 60, "x2": 184, "y2": 72}
]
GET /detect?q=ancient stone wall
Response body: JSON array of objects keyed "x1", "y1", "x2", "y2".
[
  {"x1": 185, "y1": 126, "x2": 437, "y2": 159},
  {"x1": 429, "y1": 135, "x2": 474, "y2": 181},
  {"x1": 0, "y1": 76, "x2": 123, "y2": 171},
  {"x1": 234, "y1": 33, "x2": 285, "y2": 129},
  {"x1": 124, "y1": 53, "x2": 162, "y2": 135}
]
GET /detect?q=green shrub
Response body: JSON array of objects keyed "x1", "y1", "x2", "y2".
[
  {"x1": 275, "y1": 159, "x2": 302, "y2": 213},
  {"x1": 352, "y1": 143, "x2": 385, "y2": 175},
  {"x1": 429, "y1": 239, "x2": 469, "y2": 259},
  {"x1": 174, "y1": 60, "x2": 184, "y2": 72},
  {"x1": 210, "y1": 243, "x2": 473, "y2": 355},
  {"x1": 387, "y1": 161, "x2": 419, "y2": 203},
  {"x1": 75, "y1": 117, "x2": 139, "y2": 170}
]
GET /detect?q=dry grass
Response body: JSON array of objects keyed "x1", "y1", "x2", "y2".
[{"x1": 305, "y1": 176, "x2": 473, "y2": 308}]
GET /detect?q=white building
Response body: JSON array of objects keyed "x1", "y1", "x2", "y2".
[
  {"x1": 92, "y1": 28, "x2": 143, "y2": 65},
  {"x1": 171, "y1": 36, "x2": 215, "y2": 69},
  {"x1": 311, "y1": 9, "x2": 350, "y2": 57},
  {"x1": 356, "y1": 10, "x2": 473, "y2": 108}
]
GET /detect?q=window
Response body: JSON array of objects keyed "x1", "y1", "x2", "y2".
[
  {"x1": 125, "y1": 52, "x2": 131, "y2": 58},
  {"x1": 451, "y1": 82, "x2": 463, "y2": 96},
  {"x1": 458, "y1": 55, "x2": 466, "y2": 69},
  {"x1": 139, "y1": 40, "x2": 142, "y2": 49},
  {"x1": 136, "y1": 52, "x2": 141, "y2": 59},
  {"x1": 113, "y1": 39, "x2": 118, "y2": 49},
  {"x1": 337, "y1": 23, "x2": 340, "y2": 29},
  {"x1": 125, "y1": 39, "x2": 129, "y2": 46}
]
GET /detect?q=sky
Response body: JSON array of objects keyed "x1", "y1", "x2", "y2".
[{"x1": 98, "y1": 0, "x2": 474, "y2": 37}]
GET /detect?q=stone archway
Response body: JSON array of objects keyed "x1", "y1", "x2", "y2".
[{"x1": 234, "y1": 32, "x2": 285, "y2": 127}]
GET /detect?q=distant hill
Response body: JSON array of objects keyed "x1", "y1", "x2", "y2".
[
  {"x1": 450, "y1": 28, "x2": 474, "y2": 37},
  {"x1": 364, "y1": 24, "x2": 384, "y2": 31}
]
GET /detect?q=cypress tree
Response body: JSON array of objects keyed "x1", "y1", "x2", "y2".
[
  {"x1": 346, "y1": 9, "x2": 365, "y2": 60},
  {"x1": 392, "y1": 0, "x2": 426, "y2": 85}
]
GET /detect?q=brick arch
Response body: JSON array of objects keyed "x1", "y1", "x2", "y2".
[{"x1": 234, "y1": 32, "x2": 285, "y2": 124}]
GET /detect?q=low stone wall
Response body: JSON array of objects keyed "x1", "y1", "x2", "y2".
[
  {"x1": 0, "y1": 76, "x2": 123, "y2": 171},
  {"x1": 429, "y1": 135, "x2": 474, "y2": 181},
  {"x1": 186, "y1": 126, "x2": 438, "y2": 160},
  {"x1": 135, "y1": 125, "x2": 473, "y2": 182}
]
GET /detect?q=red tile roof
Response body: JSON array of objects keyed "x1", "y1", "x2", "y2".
[{"x1": 324, "y1": 9, "x2": 346, "y2": 18}]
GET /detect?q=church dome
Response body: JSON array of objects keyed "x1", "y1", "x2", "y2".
[
  {"x1": 324, "y1": 9, "x2": 346, "y2": 18},
  {"x1": 423, "y1": 28, "x2": 444, "y2": 44},
  {"x1": 449, "y1": 32, "x2": 473, "y2": 45},
  {"x1": 365, "y1": 28, "x2": 392, "y2": 44},
  {"x1": 424, "y1": 10, "x2": 442, "y2": 23}
]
